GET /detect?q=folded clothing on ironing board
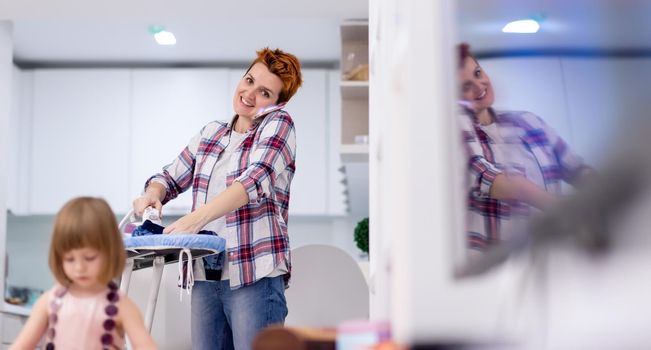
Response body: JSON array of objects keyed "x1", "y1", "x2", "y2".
[
  {"x1": 132, "y1": 220, "x2": 217, "y2": 237},
  {"x1": 129, "y1": 220, "x2": 225, "y2": 280}
]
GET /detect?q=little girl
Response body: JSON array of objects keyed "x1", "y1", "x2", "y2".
[{"x1": 10, "y1": 197, "x2": 157, "y2": 350}]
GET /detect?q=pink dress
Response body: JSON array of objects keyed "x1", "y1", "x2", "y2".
[{"x1": 46, "y1": 285, "x2": 125, "y2": 350}]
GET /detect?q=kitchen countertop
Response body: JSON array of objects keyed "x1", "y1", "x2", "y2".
[{"x1": 2, "y1": 302, "x2": 31, "y2": 317}]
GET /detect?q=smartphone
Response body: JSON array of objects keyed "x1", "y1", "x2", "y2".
[
  {"x1": 457, "y1": 100, "x2": 474, "y2": 109},
  {"x1": 253, "y1": 102, "x2": 287, "y2": 119}
]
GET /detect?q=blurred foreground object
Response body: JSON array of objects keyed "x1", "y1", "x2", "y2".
[
  {"x1": 337, "y1": 319, "x2": 390, "y2": 350},
  {"x1": 252, "y1": 326, "x2": 336, "y2": 350},
  {"x1": 368, "y1": 341, "x2": 407, "y2": 350},
  {"x1": 455, "y1": 117, "x2": 651, "y2": 348}
]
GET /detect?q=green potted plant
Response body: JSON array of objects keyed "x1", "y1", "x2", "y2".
[{"x1": 354, "y1": 217, "x2": 369, "y2": 258}]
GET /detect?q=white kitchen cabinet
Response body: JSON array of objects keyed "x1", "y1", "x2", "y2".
[
  {"x1": 7, "y1": 67, "x2": 31, "y2": 215},
  {"x1": 16, "y1": 66, "x2": 343, "y2": 216},
  {"x1": 7, "y1": 66, "x2": 19, "y2": 213},
  {"x1": 226, "y1": 67, "x2": 245, "y2": 99},
  {"x1": 1, "y1": 311, "x2": 28, "y2": 348},
  {"x1": 29, "y1": 69, "x2": 131, "y2": 214},
  {"x1": 129, "y1": 69, "x2": 231, "y2": 215},
  {"x1": 279, "y1": 69, "x2": 329, "y2": 215}
]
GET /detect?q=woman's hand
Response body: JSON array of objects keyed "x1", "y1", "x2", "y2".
[
  {"x1": 132, "y1": 194, "x2": 162, "y2": 217},
  {"x1": 162, "y1": 183, "x2": 248, "y2": 234},
  {"x1": 163, "y1": 209, "x2": 210, "y2": 235},
  {"x1": 133, "y1": 182, "x2": 166, "y2": 216}
]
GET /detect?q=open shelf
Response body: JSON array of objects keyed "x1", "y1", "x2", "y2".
[
  {"x1": 340, "y1": 144, "x2": 369, "y2": 163},
  {"x1": 340, "y1": 81, "x2": 369, "y2": 99},
  {"x1": 340, "y1": 20, "x2": 369, "y2": 163}
]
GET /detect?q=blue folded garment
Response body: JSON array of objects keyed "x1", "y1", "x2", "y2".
[
  {"x1": 132, "y1": 220, "x2": 219, "y2": 237},
  {"x1": 132, "y1": 220, "x2": 165, "y2": 236}
]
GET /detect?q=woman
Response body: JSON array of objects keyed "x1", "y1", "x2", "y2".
[
  {"x1": 132, "y1": 47, "x2": 302, "y2": 350},
  {"x1": 457, "y1": 43, "x2": 592, "y2": 252}
]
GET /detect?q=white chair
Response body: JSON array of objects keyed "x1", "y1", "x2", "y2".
[{"x1": 284, "y1": 244, "x2": 369, "y2": 327}]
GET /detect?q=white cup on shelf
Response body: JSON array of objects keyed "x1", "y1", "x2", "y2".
[{"x1": 354, "y1": 135, "x2": 369, "y2": 145}]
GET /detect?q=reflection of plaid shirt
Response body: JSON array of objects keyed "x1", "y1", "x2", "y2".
[
  {"x1": 460, "y1": 109, "x2": 588, "y2": 251},
  {"x1": 146, "y1": 111, "x2": 296, "y2": 289}
]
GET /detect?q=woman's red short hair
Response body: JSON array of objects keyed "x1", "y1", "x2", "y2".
[
  {"x1": 457, "y1": 43, "x2": 475, "y2": 68},
  {"x1": 247, "y1": 47, "x2": 303, "y2": 104}
]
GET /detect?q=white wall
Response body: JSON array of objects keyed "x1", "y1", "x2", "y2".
[
  {"x1": 480, "y1": 56, "x2": 651, "y2": 169},
  {"x1": 480, "y1": 58, "x2": 573, "y2": 143},
  {"x1": 560, "y1": 57, "x2": 651, "y2": 166}
]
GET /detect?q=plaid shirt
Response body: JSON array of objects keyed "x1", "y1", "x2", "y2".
[
  {"x1": 146, "y1": 110, "x2": 296, "y2": 289},
  {"x1": 460, "y1": 109, "x2": 589, "y2": 252}
]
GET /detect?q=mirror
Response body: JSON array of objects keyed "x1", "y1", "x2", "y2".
[{"x1": 453, "y1": 0, "x2": 651, "y2": 275}]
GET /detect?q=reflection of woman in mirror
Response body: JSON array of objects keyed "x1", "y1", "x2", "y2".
[{"x1": 457, "y1": 43, "x2": 592, "y2": 252}]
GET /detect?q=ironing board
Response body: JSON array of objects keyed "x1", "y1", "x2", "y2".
[{"x1": 118, "y1": 209, "x2": 225, "y2": 332}]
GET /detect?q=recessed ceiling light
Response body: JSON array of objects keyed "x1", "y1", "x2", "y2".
[
  {"x1": 154, "y1": 31, "x2": 177, "y2": 45},
  {"x1": 502, "y1": 19, "x2": 540, "y2": 34},
  {"x1": 148, "y1": 25, "x2": 177, "y2": 45}
]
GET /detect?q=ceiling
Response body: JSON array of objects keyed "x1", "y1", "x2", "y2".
[
  {"x1": 2, "y1": 0, "x2": 368, "y2": 65},
  {"x1": 458, "y1": 0, "x2": 651, "y2": 54},
  {"x1": 1, "y1": 0, "x2": 650, "y2": 65},
  {"x1": 11, "y1": 19, "x2": 347, "y2": 65}
]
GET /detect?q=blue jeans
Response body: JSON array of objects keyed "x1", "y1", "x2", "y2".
[{"x1": 190, "y1": 276, "x2": 288, "y2": 350}]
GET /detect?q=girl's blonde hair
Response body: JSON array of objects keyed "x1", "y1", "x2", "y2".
[{"x1": 48, "y1": 197, "x2": 126, "y2": 286}]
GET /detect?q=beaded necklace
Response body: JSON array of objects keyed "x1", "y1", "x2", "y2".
[{"x1": 46, "y1": 281, "x2": 120, "y2": 350}]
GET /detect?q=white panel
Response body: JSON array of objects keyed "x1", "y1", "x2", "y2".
[
  {"x1": 480, "y1": 57, "x2": 574, "y2": 146},
  {"x1": 130, "y1": 69, "x2": 230, "y2": 215},
  {"x1": 30, "y1": 69, "x2": 131, "y2": 214},
  {"x1": 283, "y1": 69, "x2": 328, "y2": 215}
]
